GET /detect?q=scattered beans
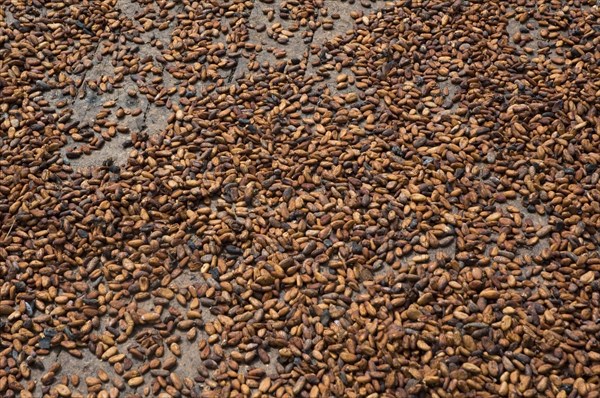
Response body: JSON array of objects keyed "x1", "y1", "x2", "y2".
[{"x1": 1, "y1": 0, "x2": 600, "y2": 397}]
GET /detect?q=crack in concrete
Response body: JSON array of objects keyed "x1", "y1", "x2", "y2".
[{"x1": 57, "y1": 0, "x2": 186, "y2": 170}]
